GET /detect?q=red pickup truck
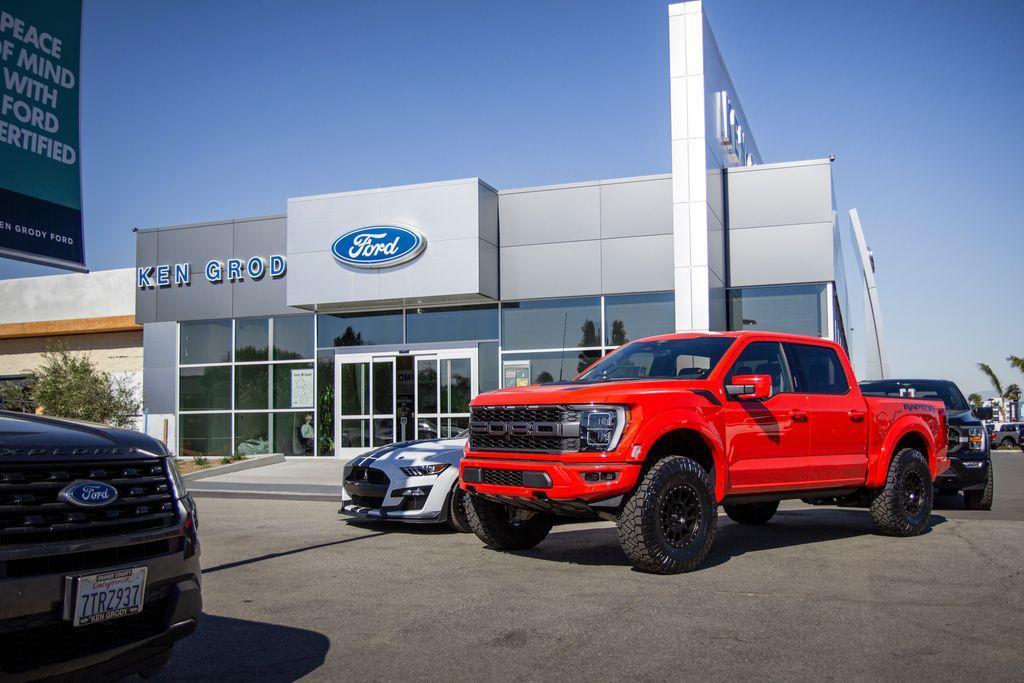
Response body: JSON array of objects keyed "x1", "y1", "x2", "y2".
[{"x1": 460, "y1": 331, "x2": 948, "y2": 574}]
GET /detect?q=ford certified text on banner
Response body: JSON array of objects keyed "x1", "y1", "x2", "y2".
[{"x1": 0, "y1": 0, "x2": 85, "y2": 272}]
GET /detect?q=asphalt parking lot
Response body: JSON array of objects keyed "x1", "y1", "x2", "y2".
[{"x1": 154, "y1": 453, "x2": 1024, "y2": 682}]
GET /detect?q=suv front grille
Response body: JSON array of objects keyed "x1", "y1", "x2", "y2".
[
  {"x1": 0, "y1": 459, "x2": 178, "y2": 547},
  {"x1": 470, "y1": 406, "x2": 580, "y2": 453}
]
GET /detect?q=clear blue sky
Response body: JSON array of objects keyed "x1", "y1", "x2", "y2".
[{"x1": 2, "y1": 0, "x2": 1022, "y2": 397}]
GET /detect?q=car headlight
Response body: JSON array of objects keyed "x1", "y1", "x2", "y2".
[
  {"x1": 573, "y1": 405, "x2": 628, "y2": 452},
  {"x1": 400, "y1": 463, "x2": 450, "y2": 477}
]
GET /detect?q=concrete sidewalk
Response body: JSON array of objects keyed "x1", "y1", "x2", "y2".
[{"x1": 186, "y1": 458, "x2": 342, "y2": 501}]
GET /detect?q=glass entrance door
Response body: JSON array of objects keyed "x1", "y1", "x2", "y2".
[
  {"x1": 334, "y1": 353, "x2": 395, "y2": 457},
  {"x1": 415, "y1": 350, "x2": 476, "y2": 440},
  {"x1": 335, "y1": 348, "x2": 475, "y2": 456}
]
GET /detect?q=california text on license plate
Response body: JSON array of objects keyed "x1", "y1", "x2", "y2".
[{"x1": 65, "y1": 567, "x2": 147, "y2": 627}]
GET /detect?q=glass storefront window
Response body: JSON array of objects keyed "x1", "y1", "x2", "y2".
[
  {"x1": 501, "y1": 297, "x2": 601, "y2": 351},
  {"x1": 604, "y1": 292, "x2": 674, "y2": 346},
  {"x1": 235, "y1": 318, "x2": 269, "y2": 361},
  {"x1": 180, "y1": 320, "x2": 232, "y2": 364},
  {"x1": 727, "y1": 284, "x2": 827, "y2": 337},
  {"x1": 339, "y1": 362, "x2": 370, "y2": 416},
  {"x1": 179, "y1": 366, "x2": 231, "y2": 411},
  {"x1": 273, "y1": 362, "x2": 315, "y2": 409},
  {"x1": 500, "y1": 350, "x2": 603, "y2": 386},
  {"x1": 234, "y1": 413, "x2": 270, "y2": 456},
  {"x1": 316, "y1": 351, "x2": 334, "y2": 456},
  {"x1": 406, "y1": 305, "x2": 498, "y2": 343},
  {"x1": 235, "y1": 364, "x2": 269, "y2": 410},
  {"x1": 180, "y1": 413, "x2": 231, "y2": 459},
  {"x1": 441, "y1": 357, "x2": 471, "y2": 414},
  {"x1": 275, "y1": 412, "x2": 315, "y2": 456},
  {"x1": 273, "y1": 315, "x2": 313, "y2": 360},
  {"x1": 317, "y1": 310, "x2": 403, "y2": 348},
  {"x1": 339, "y1": 419, "x2": 370, "y2": 448}
]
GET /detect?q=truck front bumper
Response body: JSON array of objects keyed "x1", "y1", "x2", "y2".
[
  {"x1": 934, "y1": 456, "x2": 990, "y2": 491},
  {"x1": 460, "y1": 455, "x2": 643, "y2": 514}
]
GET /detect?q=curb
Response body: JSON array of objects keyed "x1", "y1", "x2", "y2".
[
  {"x1": 188, "y1": 489, "x2": 340, "y2": 503},
  {"x1": 180, "y1": 453, "x2": 285, "y2": 481}
]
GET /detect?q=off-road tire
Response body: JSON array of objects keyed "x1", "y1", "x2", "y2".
[
  {"x1": 870, "y1": 448, "x2": 933, "y2": 536},
  {"x1": 465, "y1": 494, "x2": 553, "y2": 550},
  {"x1": 723, "y1": 500, "x2": 779, "y2": 525},
  {"x1": 963, "y1": 466, "x2": 994, "y2": 511},
  {"x1": 617, "y1": 456, "x2": 717, "y2": 574},
  {"x1": 446, "y1": 484, "x2": 473, "y2": 533}
]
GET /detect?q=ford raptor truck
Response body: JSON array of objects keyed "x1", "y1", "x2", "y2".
[
  {"x1": 0, "y1": 411, "x2": 201, "y2": 679},
  {"x1": 460, "y1": 332, "x2": 948, "y2": 574}
]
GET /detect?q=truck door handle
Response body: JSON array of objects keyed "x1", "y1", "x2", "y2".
[
  {"x1": 848, "y1": 410, "x2": 865, "y2": 422},
  {"x1": 791, "y1": 409, "x2": 809, "y2": 423}
]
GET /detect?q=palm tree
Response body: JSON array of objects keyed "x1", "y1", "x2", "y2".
[
  {"x1": 1005, "y1": 384, "x2": 1022, "y2": 422},
  {"x1": 978, "y1": 363, "x2": 1006, "y2": 421},
  {"x1": 967, "y1": 392, "x2": 983, "y2": 408}
]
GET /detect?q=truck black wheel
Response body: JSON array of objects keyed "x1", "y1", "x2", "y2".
[
  {"x1": 446, "y1": 484, "x2": 473, "y2": 533},
  {"x1": 963, "y1": 466, "x2": 994, "y2": 510},
  {"x1": 465, "y1": 494, "x2": 553, "y2": 550},
  {"x1": 723, "y1": 500, "x2": 779, "y2": 525},
  {"x1": 617, "y1": 455, "x2": 717, "y2": 574},
  {"x1": 870, "y1": 448, "x2": 933, "y2": 536}
]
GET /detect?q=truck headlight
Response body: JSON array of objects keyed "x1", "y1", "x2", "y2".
[
  {"x1": 968, "y1": 427, "x2": 985, "y2": 451},
  {"x1": 574, "y1": 406, "x2": 628, "y2": 452},
  {"x1": 400, "y1": 463, "x2": 450, "y2": 477}
]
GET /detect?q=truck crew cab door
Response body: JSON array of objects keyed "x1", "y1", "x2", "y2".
[
  {"x1": 722, "y1": 341, "x2": 810, "y2": 493},
  {"x1": 782, "y1": 342, "x2": 867, "y2": 487}
]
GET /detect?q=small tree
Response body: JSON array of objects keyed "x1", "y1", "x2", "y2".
[
  {"x1": 1005, "y1": 384, "x2": 1021, "y2": 422},
  {"x1": 967, "y1": 393, "x2": 983, "y2": 409},
  {"x1": 977, "y1": 363, "x2": 1006, "y2": 422},
  {"x1": 25, "y1": 345, "x2": 140, "y2": 428}
]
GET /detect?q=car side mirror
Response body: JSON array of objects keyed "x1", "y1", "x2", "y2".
[
  {"x1": 972, "y1": 406, "x2": 993, "y2": 420},
  {"x1": 726, "y1": 374, "x2": 773, "y2": 400}
]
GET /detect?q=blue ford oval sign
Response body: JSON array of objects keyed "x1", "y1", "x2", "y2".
[
  {"x1": 58, "y1": 480, "x2": 119, "y2": 508},
  {"x1": 331, "y1": 225, "x2": 427, "y2": 269}
]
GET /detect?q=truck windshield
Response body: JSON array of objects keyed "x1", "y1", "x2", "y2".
[
  {"x1": 576, "y1": 337, "x2": 735, "y2": 382},
  {"x1": 859, "y1": 380, "x2": 969, "y2": 411}
]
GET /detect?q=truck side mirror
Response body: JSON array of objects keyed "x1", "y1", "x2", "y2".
[
  {"x1": 726, "y1": 374, "x2": 773, "y2": 400},
  {"x1": 972, "y1": 406, "x2": 993, "y2": 420}
]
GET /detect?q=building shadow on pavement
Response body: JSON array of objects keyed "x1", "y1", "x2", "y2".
[
  {"x1": 513, "y1": 508, "x2": 947, "y2": 572},
  {"x1": 149, "y1": 614, "x2": 330, "y2": 682}
]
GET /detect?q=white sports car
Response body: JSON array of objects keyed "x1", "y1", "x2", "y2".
[{"x1": 339, "y1": 434, "x2": 471, "y2": 532}]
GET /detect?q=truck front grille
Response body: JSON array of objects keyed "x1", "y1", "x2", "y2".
[
  {"x1": 479, "y1": 468, "x2": 525, "y2": 487},
  {"x1": 469, "y1": 406, "x2": 580, "y2": 453},
  {"x1": 0, "y1": 459, "x2": 178, "y2": 547}
]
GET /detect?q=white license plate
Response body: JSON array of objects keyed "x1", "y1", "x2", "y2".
[{"x1": 65, "y1": 567, "x2": 147, "y2": 627}]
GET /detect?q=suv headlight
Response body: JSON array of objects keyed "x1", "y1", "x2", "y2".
[
  {"x1": 573, "y1": 405, "x2": 628, "y2": 452},
  {"x1": 400, "y1": 463, "x2": 450, "y2": 477}
]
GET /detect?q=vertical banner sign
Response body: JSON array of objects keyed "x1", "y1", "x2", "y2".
[{"x1": 0, "y1": 0, "x2": 85, "y2": 272}]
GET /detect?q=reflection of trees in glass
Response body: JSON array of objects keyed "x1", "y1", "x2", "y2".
[
  {"x1": 236, "y1": 365, "x2": 268, "y2": 409},
  {"x1": 578, "y1": 319, "x2": 598, "y2": 373},
  {"x1": 333, "y1": 327, "x2": 364, "y2": 347},
  {"x1": 273, "y1": 348, "x2": 303, "y2": 361},
  {"x1": 536, "y1": 371, "x2": 554, "y2": 384},
  {"x1": 317, "y1": 356, "x2": 334, "y2": 454},
  {"x1": 235, "y1": 344, "x2": 268, "y2": 362},
  {"x1": 610, "y1": 319, "x2": 627, "y2": 346}
]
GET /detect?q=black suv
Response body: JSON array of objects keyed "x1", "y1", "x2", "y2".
[
  {"x1": 860, "y1": 379, "x2": 994, "y2": 510},
  {"x1": 0, "y1": 411, "x2": 201, "y2": 679}
]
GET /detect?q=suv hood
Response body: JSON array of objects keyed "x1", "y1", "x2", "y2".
[
  {"x1": 473, "y1": 379, "x2": 712, "y2": 407},
  {"x1": 0, "y1": 411, "x2": 166, "y2": 455}
]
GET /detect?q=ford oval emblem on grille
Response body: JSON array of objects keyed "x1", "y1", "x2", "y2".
[
  {"x1": 331, "y1": 225, "x2": 426, "y2": 269},
  {"x1": 58, "y1": 480, "x2": 119, "y2": 508}
]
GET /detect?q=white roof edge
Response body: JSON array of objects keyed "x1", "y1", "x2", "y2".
[
  {"x1": 726, "y1": 158, "x2": 833, "y2": 173},
  {"x1": 499, "y1": 173, "x2": 672, "y2": 195}
]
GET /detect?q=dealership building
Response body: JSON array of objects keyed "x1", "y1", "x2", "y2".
[{"x1": 120, "y1": 1, "x2": 883, "y2": 458}]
